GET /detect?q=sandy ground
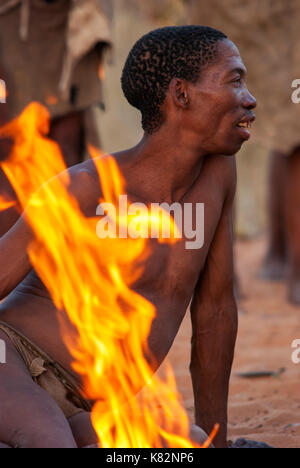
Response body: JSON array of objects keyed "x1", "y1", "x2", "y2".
[{"x1": 165, "y1": 237, "x2": 300, "y2": 448}]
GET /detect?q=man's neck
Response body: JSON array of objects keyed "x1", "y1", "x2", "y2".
[{"x1": 121, "y1": 128, "x2": 206, "y2": 205}]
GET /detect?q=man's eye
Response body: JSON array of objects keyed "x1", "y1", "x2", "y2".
[{"x1": 233, "y1": 77, "x2": 242, "y2": 86}]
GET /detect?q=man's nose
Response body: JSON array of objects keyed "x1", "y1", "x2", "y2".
[{"x1": 242, "y1": 89, "x2": 257, "y2": 110}]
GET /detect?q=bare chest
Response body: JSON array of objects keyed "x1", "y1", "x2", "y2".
[{"x1": 131, "y1": 177, "x2": 225, "y2": 310}]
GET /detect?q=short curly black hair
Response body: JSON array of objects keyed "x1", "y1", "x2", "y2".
[{"x1": 121, "y1": 26, "x2": 228, "y2": 134}]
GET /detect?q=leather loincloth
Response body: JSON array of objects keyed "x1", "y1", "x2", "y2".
[{"x1": 0, "y1": 320, "x2": 92, "y2": 419}]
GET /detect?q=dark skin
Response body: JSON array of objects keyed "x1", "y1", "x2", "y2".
[
  {"x1": 261, "y1": 148, "x2": 300, "y2": 305},
  {"x1": 0, "y1": 61, "x2": 17, "y2": 237},
  {"x1": 0, "y1": 39, "x2": 256, "y2": 448}
]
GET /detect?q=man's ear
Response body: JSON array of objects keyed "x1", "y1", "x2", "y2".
[{"x1": 169, "y1": 78, "x2": 190, "y2": 108}]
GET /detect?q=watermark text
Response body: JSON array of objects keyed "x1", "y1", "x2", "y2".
[
  {"x1": 0, "y1": 339, "x2": 6, "y2": 364},
  {"x1": 96, "y1": 196, "x2": 205, "y2": 250},
  {"x1": 291, "y1": 339, "x2": 300, "y2": 364},
  {"x1": 292, "y1": 79, "x2": 300, "y2": 104}
]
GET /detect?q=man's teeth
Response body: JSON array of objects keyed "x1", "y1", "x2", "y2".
[{"x1": 238, "y1": 122, "x2": 251, "y2": 128}]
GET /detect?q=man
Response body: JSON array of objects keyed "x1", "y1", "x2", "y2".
[
  {"x1": 0, "y1": 0, "x2": 113, "y2": 237},
  {"x1": 0, "y1": 26, "x2": 256, "y2": 448}
]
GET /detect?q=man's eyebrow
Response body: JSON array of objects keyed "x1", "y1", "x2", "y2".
[{"x1": 227, "y1": 67, "x2": 247, "y2": 77}]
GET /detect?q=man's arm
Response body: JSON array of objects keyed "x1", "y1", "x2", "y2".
[
  {"x1": 190, "y1": 160, "x2": 238, "y2": 448},
  {"x1": 0, "y1": 163, "x2": 100, "y2": 300},
  {"x1": 0, "y1": 215, "x2": 33, "y2": 299}
]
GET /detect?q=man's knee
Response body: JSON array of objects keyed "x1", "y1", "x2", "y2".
[
  {"x1": 0, "y1": 442, "x2": 12, "y2": 448},
  {"x1": 0, "y1": 384, "x2": 77, "y2": 448},
  {"x1": 8, "y1": 425, "x2": 76, "y2": 449},
  {"x1": 68, "y1": 412, "x2": 98, "y2": 448},
  {"x1": 4, "y1": 411, "x2": 77, "y2": 448}
]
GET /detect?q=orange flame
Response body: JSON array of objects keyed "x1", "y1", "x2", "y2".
[
  {"x1": 0, "y1": 195, "x2": 16, "y2": 211},
  {"x1": 0, "y1": 102, "x2": 66, "y2": 208},
  {"x1": 0, "y1": 103, "x2": 215, "y2": 448}
]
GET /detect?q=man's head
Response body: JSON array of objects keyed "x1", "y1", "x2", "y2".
[{"x1": 121, "y1": 26, "x2": 256, "y2": 155}]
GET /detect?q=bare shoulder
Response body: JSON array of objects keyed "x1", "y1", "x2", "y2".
[
  {"x1": 67, "y1": 159, "x2": 99, "y2": 194},
  {"x1": 57, "y1": 151, "x2": 134, "y2": 216},
  {"x1": 66, "y1": 159, "x2": 102, "y2": 217}
]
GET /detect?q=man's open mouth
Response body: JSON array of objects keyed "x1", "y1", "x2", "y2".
[
  {"x1": 236, "y1": 114, "x2": 255, "y2": 140},
  {"x1": 237, "y1": 121, "x2": 252, "y2": 129}
]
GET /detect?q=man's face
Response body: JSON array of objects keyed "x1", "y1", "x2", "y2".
[{"x1": 185, "y1": 39, "x2": 256, "y2": 155}]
